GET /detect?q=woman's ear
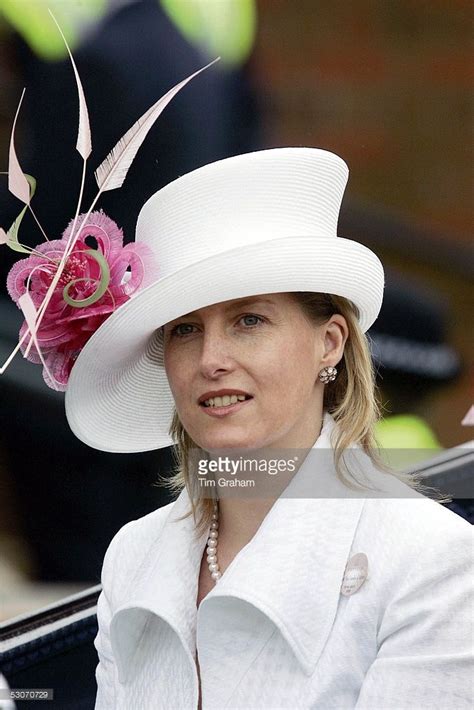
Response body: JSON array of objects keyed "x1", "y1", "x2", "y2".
[{"x1": 322, "y1": 315, "x2": 348, "y2": 363}]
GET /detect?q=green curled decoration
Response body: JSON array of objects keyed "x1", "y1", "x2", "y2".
[{"x1": 62, "y1": 248, "x2": 110, "y2": 308}]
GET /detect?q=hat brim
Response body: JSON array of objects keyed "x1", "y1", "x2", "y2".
[{"x1": 65, "y1": 235, "x2": 384, "y2": 452}]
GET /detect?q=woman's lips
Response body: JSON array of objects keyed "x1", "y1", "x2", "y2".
[{"x1": 199, "y1": 397, "x2": 253, "y2": 418}]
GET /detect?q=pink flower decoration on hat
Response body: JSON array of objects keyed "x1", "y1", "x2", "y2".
[{"x1": 6, "y1": 210, "x2": 158, "y2": 390}]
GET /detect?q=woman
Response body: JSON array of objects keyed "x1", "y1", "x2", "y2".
[{"x1": 62, "y1": 148, "x2": 472, "y2": 709}]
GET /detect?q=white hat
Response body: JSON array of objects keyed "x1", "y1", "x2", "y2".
[{"x1": 64, "y1": 147, "x2": 385, "y2": 453}]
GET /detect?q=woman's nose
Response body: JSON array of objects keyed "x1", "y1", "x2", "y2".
[{"x1": 198, "y1": 328, "x2": 234, "y2": 377}]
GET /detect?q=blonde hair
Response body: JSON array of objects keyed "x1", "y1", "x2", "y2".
[{"x1": 155, "y1": 292, "x2": 450, "y2": 537}]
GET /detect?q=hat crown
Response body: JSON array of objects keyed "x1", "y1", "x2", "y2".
[{"x1": 136, "y1": 147, "x2": 349, "y2": 280}]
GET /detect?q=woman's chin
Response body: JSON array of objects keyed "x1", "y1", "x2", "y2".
[{"x1": 195, "y1": 429, "x2": 261, "y2": 452}]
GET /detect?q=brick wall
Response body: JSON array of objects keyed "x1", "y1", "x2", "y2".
[{"x1": 254, "y1": 0, "x2": 472, "y2": 238}]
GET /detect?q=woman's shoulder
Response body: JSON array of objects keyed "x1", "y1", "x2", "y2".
[
  {"x1": 358, "y1": 496, "x2": 472, "y2": 602},
  {"x1": 99, "y1": 499, "x2": 177, "y2": 597},
  {"x1": 361, "y1": 494, "x2": 472, "y2": 555},
  {"x1": 110, "y1": 498, "x2": 176, "y2": 553},
  {"x1": 347, "y1": 444, "x2": 472, "y2": 546},
  {"x1": 363, "y1": 492, "x2": 472, "y2": 534}
]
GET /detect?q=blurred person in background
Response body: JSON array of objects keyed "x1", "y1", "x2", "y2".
[
  {"x1": 367, "y1": 269, "x2": 473, "y2": 522},
  {"x1": 369, "y1": 268, "x2": 462, "y2": 455}
]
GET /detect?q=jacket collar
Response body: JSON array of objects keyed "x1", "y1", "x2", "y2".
[{"x1": 110, "y1": 412, "x2": 379, "y2": 684}]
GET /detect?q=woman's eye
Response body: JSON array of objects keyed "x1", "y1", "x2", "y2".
[
  {"x1": 169, "y1": 314, "x2": 264, "y2": 338},
  {"x1": 240, "y1": 314, "x2": 264, "y2": 328},
  {"x1": 170, "y1": 323, "x2": 195, "y2": 337}
]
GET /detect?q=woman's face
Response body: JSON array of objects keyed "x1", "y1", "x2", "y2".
[{"x1": 163, "y1": 293, "x2": 347, "y2": 451}]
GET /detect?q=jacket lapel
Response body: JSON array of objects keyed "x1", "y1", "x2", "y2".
[
  {"x1": 110, "y1": 486, "x2": 209, "y2": 688},
  {"x1": 197, "y1": 497, "x2": 365, "y2": 675}
]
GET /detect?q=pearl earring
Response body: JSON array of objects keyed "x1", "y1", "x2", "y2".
[{"x1": 318, "y1": 365, "x2": 337, "y2": 383}]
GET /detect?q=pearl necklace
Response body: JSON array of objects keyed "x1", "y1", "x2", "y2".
[{"x1": 206, "y1": 499, "x2": 222, "y2": 582}]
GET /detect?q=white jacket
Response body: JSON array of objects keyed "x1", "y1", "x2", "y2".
[{"x1": 94, "y1": 412, "x2": 473, "y2": 709}]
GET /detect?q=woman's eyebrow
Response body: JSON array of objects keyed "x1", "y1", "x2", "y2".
[
  {"x1": 178, "y1": 298, "x2": 277, "y2": 319},
  {"x1": 226, "y1": 297, "x2": 277, "y2": 310}
]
